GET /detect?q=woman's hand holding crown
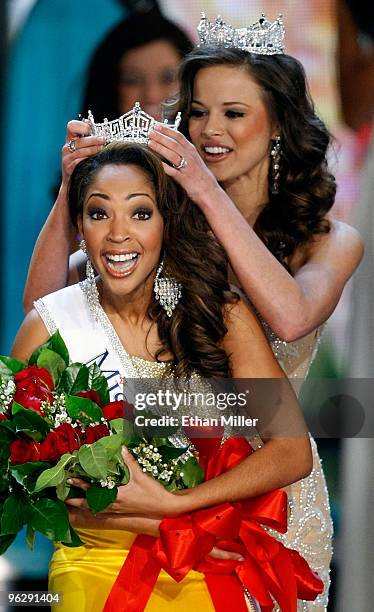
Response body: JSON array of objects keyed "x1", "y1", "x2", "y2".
[
  {"x1": 148, "y1": 123, "x2": 221, "y2": 209},
  {"x1": 62, "y1": 120, "x2": 105, "y2": 186}
]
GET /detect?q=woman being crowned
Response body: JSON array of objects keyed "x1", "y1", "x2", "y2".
[{"x1": 13, "y1": 109, "x2": 323, "y2": 608}]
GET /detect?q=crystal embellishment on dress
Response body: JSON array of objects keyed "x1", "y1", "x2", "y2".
[
  {"x1": 197, "y1": 12, "x2": 285, "y2": 55},
  {"x1": 87, "y1": 102, "x2": 182, "y2": 145}
]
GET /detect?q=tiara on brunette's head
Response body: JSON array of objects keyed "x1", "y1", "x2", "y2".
[
  {"x1": 86, "y1": 102, "x2": 181, "y2": 144},
  {"x1": 197, "y1": 12, "x2": 285, "y2": 56}
]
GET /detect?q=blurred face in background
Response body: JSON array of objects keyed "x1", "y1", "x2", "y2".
[{"x1": 118, "y1": 39, "x2": 182, "y2": 120}]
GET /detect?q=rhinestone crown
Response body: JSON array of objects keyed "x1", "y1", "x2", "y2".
[
  {"x1": 197, "y1": 12, "x2": 285, "y2": 56},
  {"x1": 87, "y1": 102, "x2": 181, "y2": 144}
]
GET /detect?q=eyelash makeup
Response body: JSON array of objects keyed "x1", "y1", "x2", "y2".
[{"x1": 189, "y1": 108, "x2": 245, "y2": 119}]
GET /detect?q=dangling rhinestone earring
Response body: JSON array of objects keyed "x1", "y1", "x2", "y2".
[
  {"x1": 270, "y1": 135, "x2": 282, "y2": 195},
  {"x1": 80, "y1": 239, "x2": 99, "y2": 304},
  {"x1": 154, "y1": 261, "x2": 182, "y2": 317}
]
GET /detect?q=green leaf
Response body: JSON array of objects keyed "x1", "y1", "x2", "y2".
[
  {"x1": 0, "y1": 428, "x2": 11, "y2": 467},
  {"x1": 120, "y1": 464, "x2": 130, "y2": 485},
  {"x1": 0, "y1": 356, "x2": 25, "y2": 376},
  {"x1": 159, "y1": 445, "x2": 189, "y2": 461},
  {"x1": 60, "y1": 364, "x2": 89, "y2": 395},
  {"x1": 95, "y1": 434, "x2": 124, "y2": 457},
  {"x1": 87, "y1": 363, "x2": 110, "y2": 405},
  {"x1": 29, "y1": 498, "x2": 70, "y2": 542},
  {"x1": 0, "y1": 472, "x2": 9, "y2": 493},
  {"x1": 110, "y1": 419, "x2": 137, "y2": 444},
  {"x1": 62, "y1": 525, "x2": 84, "y2": 548},
  {"x1": 0, "y1": 533, "x2": 16, "y2": 554},
  {"x1": 0, "y1": 419, "x2": 16, "y2": 435},
  {"x1": 47, "y1": 332, "x2": 70, "y2": 366},
  {"x1": 78, "y1": 444, "x2": 108, "y2": 480},
  {"x1": 1, "y1": 495, "x2": 25, "y2": 534},
  {"x1": 33, "y1": 454, "x2": 73, "y2": 493},
  {"x1": 56, "y1": 480, "x2": 70, "y2": 502},
  {"x1": 37, "y1": 349, "x2": 66, "y2": 386},
  {"x1": 86, "y1": 483, "x2": 118, "y2": 513},
  {"x1": 65, "y1": 395, "x2": 102, "y2": 425},
  {"x1": 12, "y1": 403, "x2": 51, "y2": 438},
  {"x1": 29, "y1": 331, "x2": 69, "y2": 367},
  {"x1": 26, "y1": 524, "x2": 36, "y2": 550},
  {"x1": 181, "y1": 457, "x2": 204, "y2": 488},
  {"x1": 10, "y1": 461, "x2": 50, "y2": 479},
  {"x1": 11, "y1": 461, "x2": 50, "y2": 491}
]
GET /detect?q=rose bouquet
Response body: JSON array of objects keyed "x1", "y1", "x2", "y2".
[{"x1": 0, "y1": 332, "x2": 203, "y2": 555}]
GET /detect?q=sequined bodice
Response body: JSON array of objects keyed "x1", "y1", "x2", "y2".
[{"x1": 262, "y1": 320, "x2": 323, "y2": 380}]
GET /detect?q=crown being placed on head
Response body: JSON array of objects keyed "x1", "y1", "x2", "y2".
[
  {"x1": 197, "y1": 12, "x2": 285, "y2": 55},
  {"x1": 86, "y1": 102, "x2": 182, "y2": 144}
]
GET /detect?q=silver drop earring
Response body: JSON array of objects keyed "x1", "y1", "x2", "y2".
[
  {"x1": 80, "y1": 239, "x2": 99, "y2": 304},
  {"x1": 154, "y1": 261, "x2": 182, "y2": 317},
  {"x1": 270, "y1": 136, "x2": 282, "y2": 195}
]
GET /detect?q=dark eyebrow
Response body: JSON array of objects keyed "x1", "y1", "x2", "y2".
[
  {"x1": 86, "y1": 192, "x2": 154, "y2": 202},
  {"x1": 126, "y1": 192, "x2": 154, "y2": 201},
  {"x1": 192, "y1": 99, "x2": 250, "y2": 108},
  {"x1": 87, "y1": 192, "x2": 109, "y2": 202}
]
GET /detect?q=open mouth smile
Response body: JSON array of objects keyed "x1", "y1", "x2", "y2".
[
  {"x1": 202, "y1": 145, "x2": 232, "y2": 162},
  {"x1": 102, "y1": 252, "x2": 140, "y2": 277}
]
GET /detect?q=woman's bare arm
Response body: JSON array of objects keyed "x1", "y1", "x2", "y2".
[
  {"x1": 12, "y1": 309, "x2": 51, "y2": 361},
  {"x1": 23, "y1": 122, "x2": 103, "y2": 312},
  {"x1": 66, "y1": 299, "x2": 312, "y2": 518},
  {"x1": 149, "y1": 125, "x2": 364, "y2": 341}
]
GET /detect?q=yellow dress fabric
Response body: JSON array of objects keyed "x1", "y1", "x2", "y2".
[{"x1": 49, "y1": 527, "x2": 215, "y2": 611}]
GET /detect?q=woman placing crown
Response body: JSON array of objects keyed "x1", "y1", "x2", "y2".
[
  {"x1": 23, "y1": 13, "x2": 363, "y2": 610},
  {"x1": 13, "y1": 142, "x2": 320, "y2": 611}
]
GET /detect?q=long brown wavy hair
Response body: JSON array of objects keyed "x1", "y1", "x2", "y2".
[
  {"x1": 68, "y1": 143, "x2": 238, "y2": 378},
  {"x1": 176, "y1": 47, "x2": 337, "y2": 268}
]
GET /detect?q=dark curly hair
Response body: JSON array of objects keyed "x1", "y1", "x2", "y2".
[
  {"x1": 82, "y1": 7, "x2": 193, "y2": 121},
  {"x1": 177, "y1": 47, "x2": 336, "y2": 267},
  {"x1": 68, "y1": 143, "x2": 238, "y2": 378}
]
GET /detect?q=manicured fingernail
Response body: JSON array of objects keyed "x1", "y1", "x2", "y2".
[
  {"x1": 238, "y1": 556, "x2": 244, "y2": 561},
  {"x1": 67, "y1": 478, "x2": 74, "y2": 484}
]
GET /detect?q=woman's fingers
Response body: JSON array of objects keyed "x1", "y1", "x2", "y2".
[
  {"x1": 62, "y1": 136, "x2": 105, "y2": 157},
  {"x1": 208, "y1": 546, "x2": 244, "y2": 561},
  {"x1": 66, "y1": 119, "x2": 91, "y2": 140},
  {"x1": 66, "y1": 477, "x2": 90, "y2": 490}
]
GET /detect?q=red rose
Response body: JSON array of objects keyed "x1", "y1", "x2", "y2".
[
  {"x1": 76, "y1": 390, "x2": 101, "y2": 405},
  {"x1": 13, "y1": 366, "x2": 54, "y2": 415},
  {"x1": 102, "y1": 401, "x2": 134, "y2": 421},
  {"x1": 40, "y1": 423, "x2": 79, "y2": 462},
  {"x1": 84, "y1": 424, "x2": 110, "y2": 444},
  {"x1": 0, "y1": 413, "x2": 7, "y2": 421},
  {"x1": 10, "y1": 439, "x2": 41, "y2": 464}
]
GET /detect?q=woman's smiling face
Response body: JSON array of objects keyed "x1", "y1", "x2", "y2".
[
  {"x1": 78, "y1": 163, "x2": 164, "y2": 301},
  {"x1": 188, "y1": 64, "x2": 276, "y2": 187}
]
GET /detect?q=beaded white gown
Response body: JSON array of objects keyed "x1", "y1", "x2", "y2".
[
  {"x1": 259, "y1": 320, "x2": 333, "y2": 611},
  {"x1": 34, "y1": 280, "x2": 332, "y2": 611}
]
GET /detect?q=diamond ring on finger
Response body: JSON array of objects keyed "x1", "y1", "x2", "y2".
[
  {"x1": 172, "y1": 156, "x2": 188, "y2": 170},
  {"x1": 67, "y1": 139, "x2": 77, "y2": 152}
]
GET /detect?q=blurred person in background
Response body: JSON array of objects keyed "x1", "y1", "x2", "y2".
[
  {"x1": 82, "y1": 5, "x2": 193, "y2": 122},
  {"x1": 336, "y1": 1, "x2": 374, "y2": 610}
]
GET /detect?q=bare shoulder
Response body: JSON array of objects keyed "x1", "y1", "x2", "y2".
[
  {"x1": 12, "y1": 309, "x2": 50, "y2": 361},
  {"x1": 222, "y1": 299, "x2": 283, "y2": 377},
  {"x1": 223, "y1": 298, "x2": 264, "y2": 337},
  {"x1": 310, "y1": 220, "x2": 363, "y2": 261}
]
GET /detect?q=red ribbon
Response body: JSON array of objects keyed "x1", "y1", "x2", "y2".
[{"x1": 104, "y1": 434, "x2": 323, "y2": 611}]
